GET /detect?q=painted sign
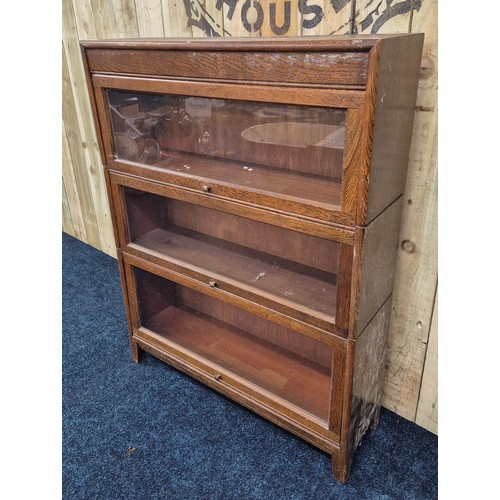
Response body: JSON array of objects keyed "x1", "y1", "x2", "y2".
[{"x1": 182, "y1": 0, "x2": 423, "y2": 37}]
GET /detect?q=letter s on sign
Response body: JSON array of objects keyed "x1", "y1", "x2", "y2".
[{"x1": 298, "y1": 0, "x2": 323, "y2": 29}]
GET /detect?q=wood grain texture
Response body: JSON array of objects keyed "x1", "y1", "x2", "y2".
[
  {"x1": 92, "y1": 0, "x2": 139, "y2": 38},
  {"x1": 108, "y1": 170, "x2": 356, "y2": 244},
  {"x1": 92, "y1": 73, "x2": 366, "y2": 109},
  {"x1": 364, "y1": 34, "x2": 424, "y2": 223},
  {"x1": 62, "y1": 120, "x2": 87, "y2": 241},
  {"x1": 104, "y1": 155, "x2": 351, "y2": 226},
  {"x1": 62, "y1": 181, "x2": 74, "y2": 236},
  {"x1": 415, "y1": 288, "x2": 437, "y2": 434},
  {"x1": 354, "y1": 197, "x2": 404, "y2": 337},
  {"x1": 134, "y1": 330, "x2": 341, "y2": 448},
  {"x1": 127, "y1": 231, "x2": 339, "y2": 334},
  {"x1": 341, "y1": 108, "x2": 363, "y2": 215},
  {"x1": 123, "y1": 251, "x2": 347, "y2": 348},
  {"x1": 64, "y1": 0, "x2": 116, "y2": 255},
  {"x1": 349, "y1": 296, "x2": 392, "y2": 451},
  {"x1": 146, "y1": 303, "x2": 333, "y2": 420},
  {"x1": 135, "y1": 0, "x2": 165, "y2": 37},
  {"x1": 62, "y1": 43, "x2": 101, "y2": 249},
  {"x1": 381, "y1": 0, "x2": 438, "y2": 422},
  {"x1": 86, "y1": 48, "x2": 369, "y2": 87},
  {"x1": 80, "y1": 34, "x2": 407, "y2": 51},
  {"x1": 353, "y1": 42, "x2": 378, "y2": 225},
  {"x1": 161, "y1": 0, "x2": 192, "y2": 36},
  {"x1": 73, "y1": 0, "x2": 98, "y2": 39}
]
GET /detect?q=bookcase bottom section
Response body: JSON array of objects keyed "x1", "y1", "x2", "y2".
[{"x1": 131, "y1": 332, "x2": 341, "y2": 452}]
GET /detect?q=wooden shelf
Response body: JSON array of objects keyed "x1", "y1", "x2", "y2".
[
  {"x1": 145, "y1": 305, "x2": 332, "y2": 422},
  {"x1": 151, "y1": 151, "x2": 342, "y2": 208},
  {"x1": 134, "y1": 227, "x2": 337, "y2": 320}
]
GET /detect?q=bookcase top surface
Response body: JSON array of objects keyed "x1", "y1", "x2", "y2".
[{"x1": 80, "y1": 34, "x2": 423, "y2": 52}]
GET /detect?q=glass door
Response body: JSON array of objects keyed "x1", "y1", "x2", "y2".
[{"x1": 106, "y1": 90, "x2": 347, "y2": 213}]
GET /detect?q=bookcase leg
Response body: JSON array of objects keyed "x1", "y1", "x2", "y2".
[
  {"x1": 331, "y1": 449, "x2": 350, "y2": 484},
  {"x1": 130, "y1": 339, "x2": 144, "y2": 364}
]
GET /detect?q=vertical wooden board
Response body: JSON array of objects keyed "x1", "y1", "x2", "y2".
[
  {"x1": 161, "y1": 0, "x2": 192, "y2": 36},
  {"x1": 381, "y1": 0, "x2": 438, "y2": 420},
  {"x1": 73, "y1": 0, "x2": 98, "y2": 39},
  {"x1": 416, "y1": 289, "x2": 438, "y2": 434},
  {"x1": 187, "y1": 0, "x2": 226, "y2": 37},
  {"x1": 111, "y1": 0, "x2": 140, "y2": 37},
  {"x1": 135, "y1": 0, "x2": 165, "y2": 37},
  {"x1": 89, "y1": 0, "x2": 120, "y2": 38},
  {"x1": 64, "y1": 0, "x2": 116, "y2": 255},
  {"x1": 89, "y1": 0, "x2": 139, "y2": 38},
  {"x1": 62, "y1": 44, "x2": 101, "y2": 249},
  {"x1": 258, "y1": 0, "x2": 301, "y2": 37},
  {"x1": 62, "y1": 180, "x2": 75, "y2": 237},
  {"x1": 353, "y1": 0, "x2": 412, "y2": 34},
  {"x1": 222, "y1": 0, "x2": 260, "y2": 36},
  {"x1": 410, "y1": 0, "x2": 437, "y2": 109},
  {"x1": 62, "y1": 120, "x2": 87, "y2": 241},
  {"x1": 301, "y1": 0, "x2": 353, "y2": 36}
]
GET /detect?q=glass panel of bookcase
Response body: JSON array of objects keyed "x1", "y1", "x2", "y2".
[
  {"x1": 108, "y1": 90, "x2": 346, "y2": 208},
  {"x1": 125, "y1": 187, "x2": 340, "y2": 322},
  {"x1": 134, "y1": 267, "x2": 333, "y2": 422}
]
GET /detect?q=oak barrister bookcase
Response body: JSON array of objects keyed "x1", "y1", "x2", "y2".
[{"x1": 81, "y1": 34, "x2": 424, "y2": 483}]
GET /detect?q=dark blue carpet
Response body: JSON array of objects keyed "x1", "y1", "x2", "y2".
[{"x1": 62, "y1": 232, "x2": 438, "y2": 499}]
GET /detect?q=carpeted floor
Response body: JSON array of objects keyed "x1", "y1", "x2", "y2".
[{"x1": 62, "y1": 232, "x2": 437, "y2": 499}]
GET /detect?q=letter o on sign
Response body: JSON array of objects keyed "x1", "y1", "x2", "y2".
[{"x1": 241, "y1": 0, "x2": 264, "y2": 32}]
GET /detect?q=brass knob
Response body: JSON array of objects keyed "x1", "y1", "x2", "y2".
[
  {"x1": 202, "y1": 185, "x2": 210, "y2": 193},
  {"x1": 209, "y1": 280, "x2": 217, "y2": 288},
  {"x1": 214, "y1": 374, "x2": 221, "y2": 381}
]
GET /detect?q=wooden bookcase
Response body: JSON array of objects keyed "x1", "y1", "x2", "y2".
[{"x1": 81, "y1": 35, "x2": 424, "y2": 483}]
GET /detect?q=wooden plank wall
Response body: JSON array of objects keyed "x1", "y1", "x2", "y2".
[{"x1": 62, "y1": 0, "x2": 438, "y2": 434}]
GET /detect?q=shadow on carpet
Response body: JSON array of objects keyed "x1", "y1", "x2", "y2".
[{"x1": 62, "y1": 233, "x2": 437, "y2": 499}]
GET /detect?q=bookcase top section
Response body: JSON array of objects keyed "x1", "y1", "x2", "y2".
[{"x1": 80, "y1": 34, "x2": 424, "y2": 53}]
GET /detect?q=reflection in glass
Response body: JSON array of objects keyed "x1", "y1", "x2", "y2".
[
  {"x1": 134, "y1": 266, "x2": 333, "y2": 422},
  {"x1": 125, "y1": 188, "x2": 340, "y2": 322},
  {"x1": 108, "y1": 91, "x2": 346, "y2": 206}
]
